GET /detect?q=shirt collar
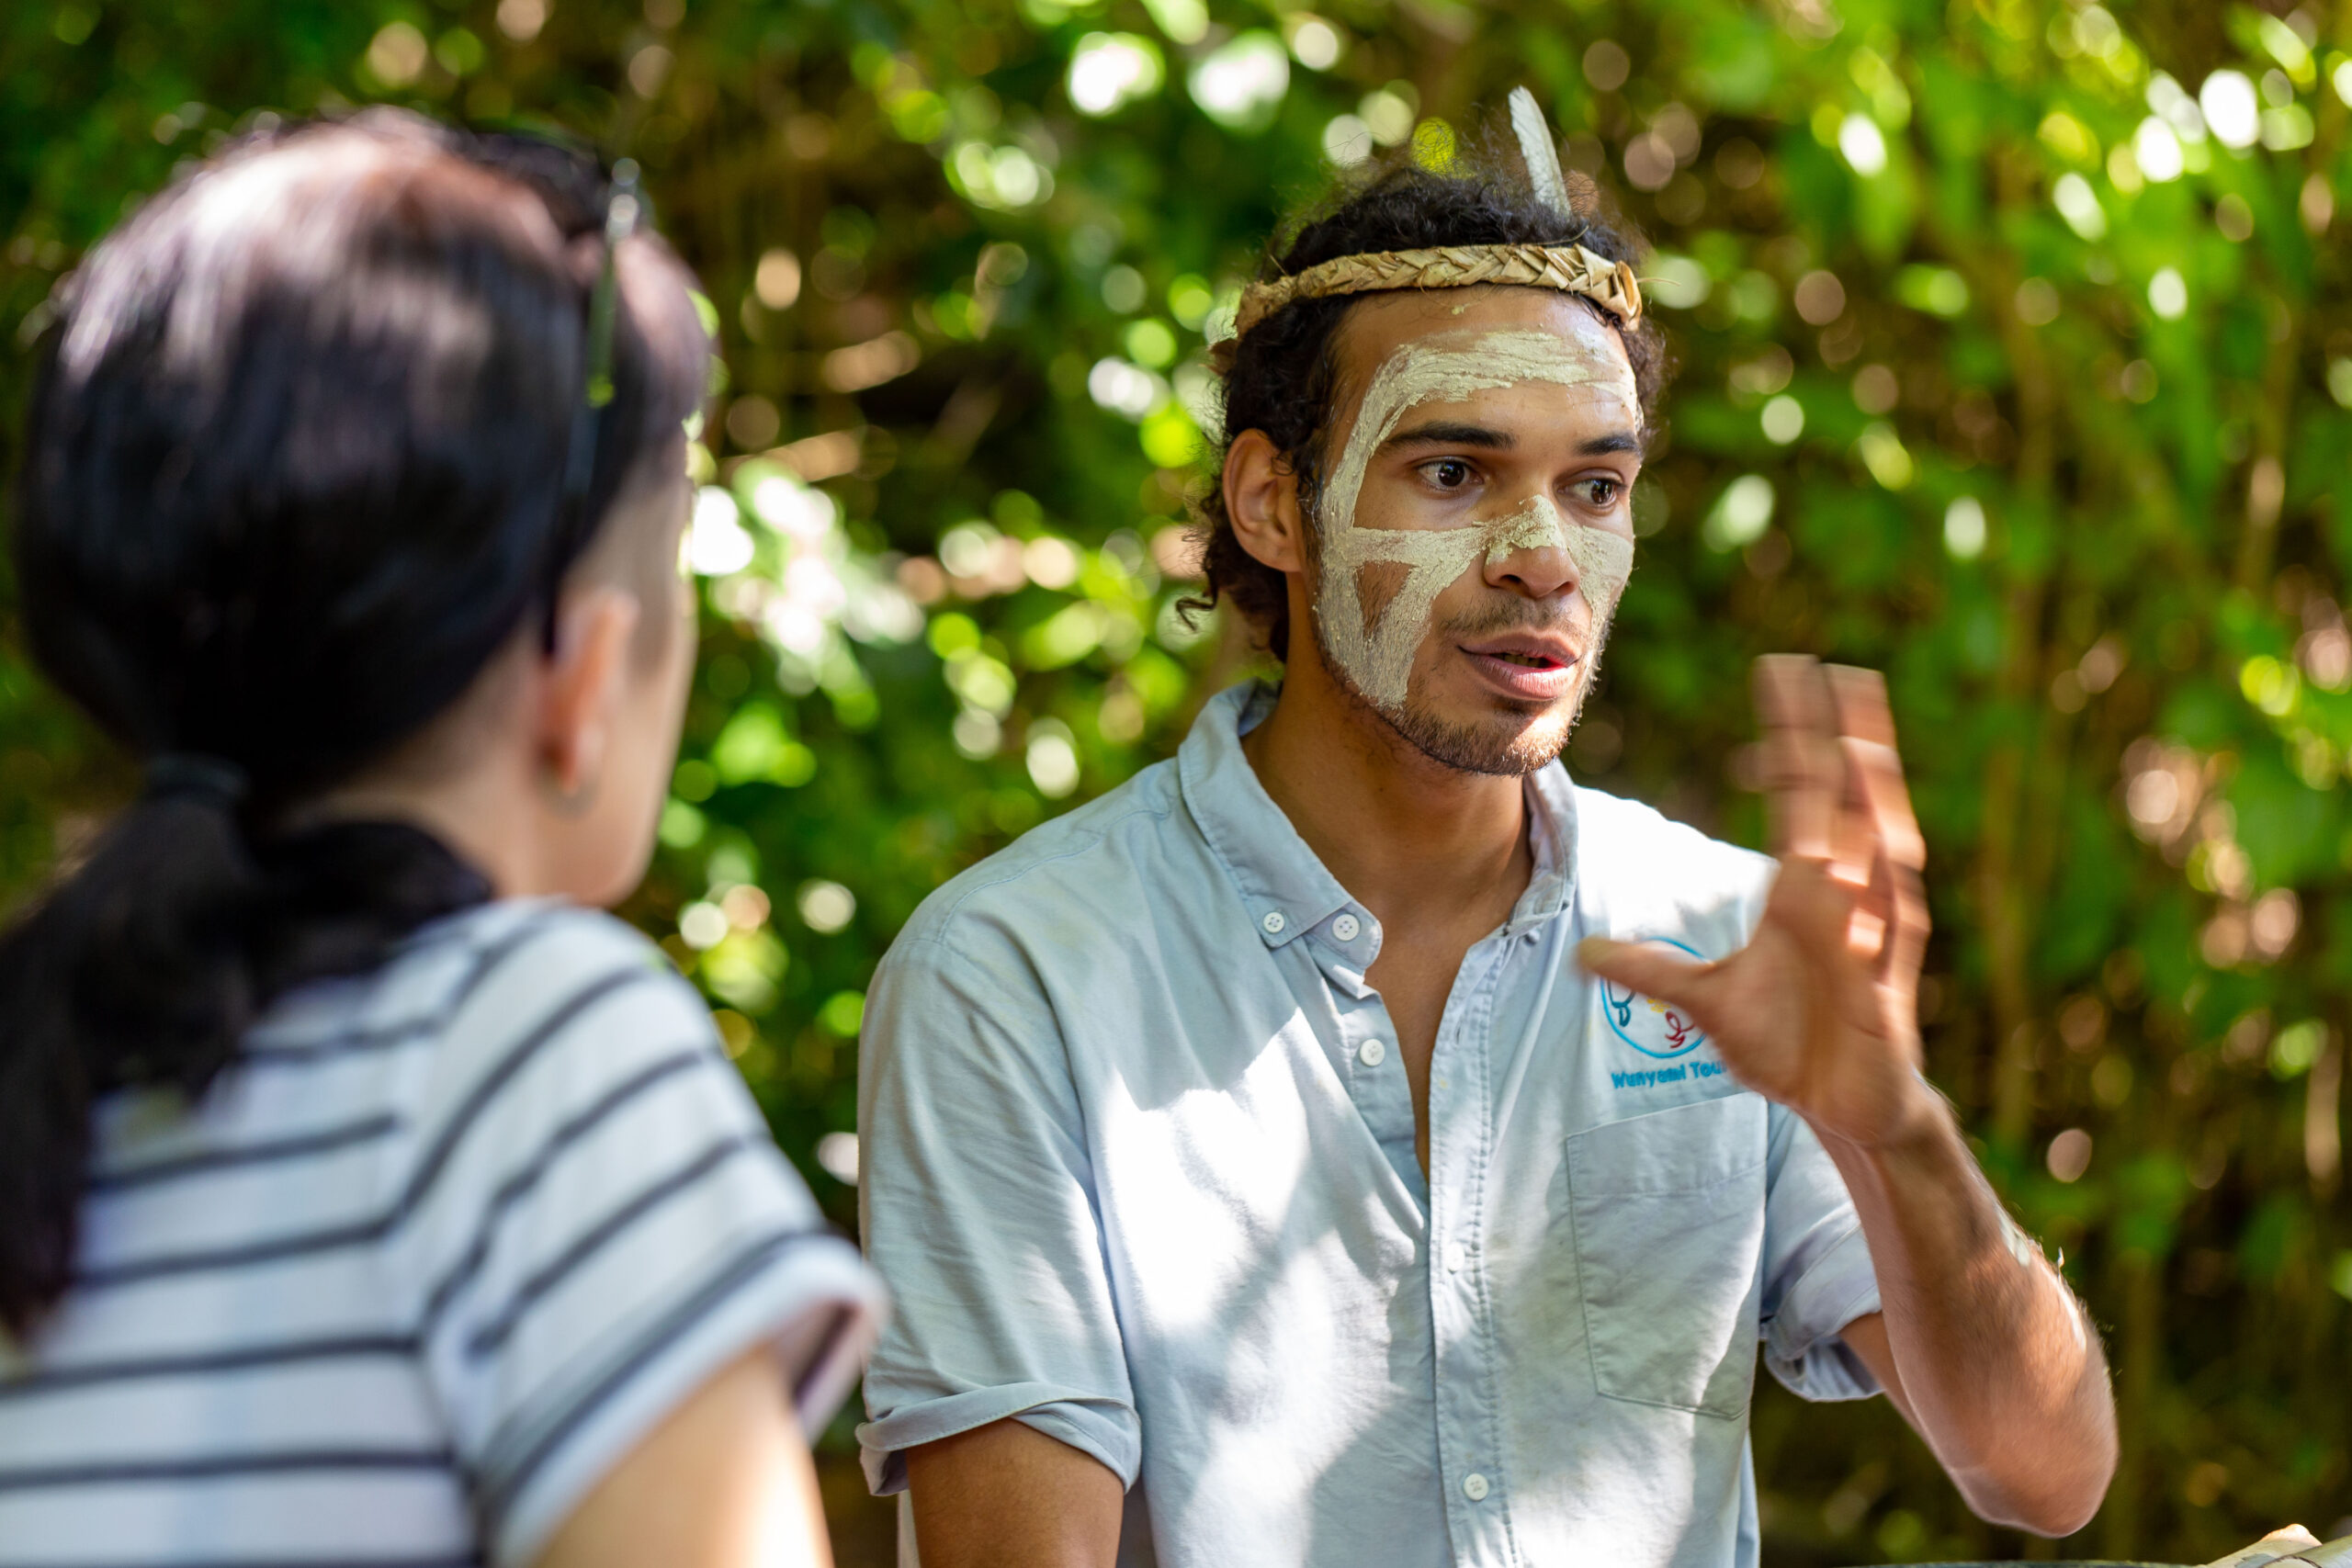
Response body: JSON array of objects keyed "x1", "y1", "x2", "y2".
[
  {"x1": 1178, "y1": 680, "x2": 1583, "y2": 951},
  {"x1": 1179, "y1": 682, "x2": 1355, "y2": 950},
  {"x1": 1512, "y1": 759, "x2": 1579, "y2": 934}
]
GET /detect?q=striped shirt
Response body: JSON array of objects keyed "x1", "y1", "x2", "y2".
[{"x1": 0, "y1": 898, "x2": 883, "y2": 1568}]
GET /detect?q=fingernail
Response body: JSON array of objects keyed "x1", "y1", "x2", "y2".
[{"x1": 1577, "y1": 937, "x2": 1622, "y2": 965}]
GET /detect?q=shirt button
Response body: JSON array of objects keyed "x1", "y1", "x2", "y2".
[
  {"x1": 1443, "y1": 1241, "x2": 1466, "y2": 1273},
  {"x1": 1463, "y1": 1472, "x2": 1490, "y2": 1502},
  {"x1": 1332, "y1": 912, "x2": 1361, "y2": 941},
  {"x1": 1357, "y1": 1039, "x2": 1385, "y2": 1067},
  {"x1": 1261, "y1": 910, "x2": 1286, "y2": 934}
]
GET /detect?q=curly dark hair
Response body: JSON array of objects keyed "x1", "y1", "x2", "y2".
[{"x1": 1193, "y1": 140, "x2": 1669, "y2": 658}]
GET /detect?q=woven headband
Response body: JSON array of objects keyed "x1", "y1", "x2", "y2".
[
  {"x1": 1229, "y1": 241, "x2": 1643, "y2": 347},
  {"x1": 1216, "y1": 89, "x2": 1642, "y2": 367}
]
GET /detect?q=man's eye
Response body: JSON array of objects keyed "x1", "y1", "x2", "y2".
[
  {"x1": 1574, "y1": 477, "x2": 1623, "y2": 508},
  {"x1": 1422, "y1": 459, "x2": 1476, "y2": 491}
]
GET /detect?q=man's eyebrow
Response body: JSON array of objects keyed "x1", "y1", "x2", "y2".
[
  {"x1": 1380, "y1": 420, "x2": 1513, "y2": 452},
  {"x1": 1379, "y1": 423, "x2": 1645, "y2": 458}
]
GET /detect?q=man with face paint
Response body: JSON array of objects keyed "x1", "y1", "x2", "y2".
[{"x1": 855, "y1": 97, "x2": 2116, "y2": 1568}]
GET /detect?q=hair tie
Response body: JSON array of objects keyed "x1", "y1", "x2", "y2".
[{"x1": 143, "y1": 752, "x2": 250, "y2": 807}]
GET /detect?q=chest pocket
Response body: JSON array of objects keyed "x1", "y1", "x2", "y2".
[{"x1": 1566, "y1": 1093, "x2": 1769, "y2": 1418}]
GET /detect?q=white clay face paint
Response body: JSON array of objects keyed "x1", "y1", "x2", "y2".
[{"x1": 1315, "y1": 327, "x2": 1640, "y2": 712}]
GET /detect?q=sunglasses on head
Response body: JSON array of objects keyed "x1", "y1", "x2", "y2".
[{"x1": 458, "y1": 130, "x2": 645, "y2": 649}]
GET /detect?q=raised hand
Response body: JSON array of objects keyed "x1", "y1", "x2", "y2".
[
  {"x1": 1579, "y1": 656, "x2": 1934, "y2": 1147},
  {"x1": 1584, "y1": 659, "x2": 2115, "y2": 1533}
]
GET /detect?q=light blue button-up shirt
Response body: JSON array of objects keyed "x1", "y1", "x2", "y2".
[{"x1": 858, "y1": 682, "x2": 1883, "y2": 1568}]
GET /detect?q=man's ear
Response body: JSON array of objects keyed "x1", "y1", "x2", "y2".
[
  {"x1": 539, "y1": 584, "x2": 643, "y2": 799},
  {"x1": 1223, "y1": 429, "x2": 1311, "y2": 574}
]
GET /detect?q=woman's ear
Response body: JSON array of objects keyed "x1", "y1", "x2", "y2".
[
  {"x1": 539, "y1": 584, "x2": 642, "y2": 806},
  {"x1": 1223, "y1": 429, "x2": 1311, "y2": 575}
]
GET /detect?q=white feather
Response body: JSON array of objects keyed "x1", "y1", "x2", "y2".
[{"x1": 1510, "y1": 86, "x2": 1572, "y2": 220}]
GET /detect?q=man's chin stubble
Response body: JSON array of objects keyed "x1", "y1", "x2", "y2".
[
  {"x1": 1386, "y1": 688, "x2": 1584, "y2": 777},
  {"x1": 1310, "y1": 615, "x2": 1599, "y2": 779}
]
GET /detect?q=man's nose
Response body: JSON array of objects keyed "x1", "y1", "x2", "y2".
[{"x1": 1483, "y1": 495, "x2": 1580, "y2": 600}]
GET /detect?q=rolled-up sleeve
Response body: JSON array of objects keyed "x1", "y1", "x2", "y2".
[
  {"x1": 855, "y1": 928, "x2": 1138, "y2": 1494},
  {"x1": 398, "y1": 913, "x2": 886, "y2": 1568},
  {"x1": 1758, "y1": 1103, "x2": 1883, "y2": 1401}
]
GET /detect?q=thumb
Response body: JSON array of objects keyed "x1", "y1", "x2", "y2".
[{"x1": 1577, "y1": 937, "x2": 1722, "y2": 1017}]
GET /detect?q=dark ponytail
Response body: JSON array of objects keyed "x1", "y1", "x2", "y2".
[{"x1": 0, "y1": 112, "x2": 708, "y2": 1337}]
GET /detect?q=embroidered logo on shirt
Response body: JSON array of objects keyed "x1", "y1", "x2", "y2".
[{"x1": 1598, "y1": 935, "x2": 1708, "y2": 1059}]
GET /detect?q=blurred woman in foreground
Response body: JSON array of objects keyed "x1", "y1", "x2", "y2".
[{"x1": 0, "y1": 112, "x2": 881, "y2": 1567}]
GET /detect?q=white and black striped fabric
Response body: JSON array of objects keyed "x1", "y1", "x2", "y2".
[{"x1": 0, "y1": 899, "x2": 883, "y2": 1568}]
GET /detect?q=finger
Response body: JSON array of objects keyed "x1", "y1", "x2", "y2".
[
  {"x1": 1830, "y1": 667, "x2": 1925, "y2": 876},
  {"x1": 1821, "y1": 666, "x2": 1887, "y2": 884},
  {"x1": 1840, "y1": 735, "x2": 1927, "y2": 877},
  {"x1": 1826, "y1": 667, "x2": 1918, "y2": 889},
  {"x1": 1825, "y1": 662, "x2": 1898, "y2": 748},
  {"x1": 1838, "y1": 722, "x2": 1929, "y2": 985},
  {"x1": 1869, "y1": 843, "x2": 1930, "y2": 990},
  {"x1": 1577, "y1": 937, "x2": 1725, "y2": 1025},
  {"x1": 1755, "y1": 655, "x2": 1838, "y2": 862},
  {"x1": 1880, "y1": 859, "x2": 1930, "y2": 995},
  {"x1": 1841, "y1": 824, "x2": 1929, "y2": 984},
  {"x1": 1840, "y1": 742, "x2": 1926, "y2": 875}
]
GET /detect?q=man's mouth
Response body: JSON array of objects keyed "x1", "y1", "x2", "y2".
[
  {"x1": 1460, "y1": 632, "x2": 1580, "y2": 668},
  {"x1": 1457, "y1": 632, "x2": 1586, "y2": 699}
]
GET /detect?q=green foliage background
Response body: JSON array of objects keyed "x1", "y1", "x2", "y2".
[{"x1": 7, "y1": 0, "x2": 2352, "y2": 1558}]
